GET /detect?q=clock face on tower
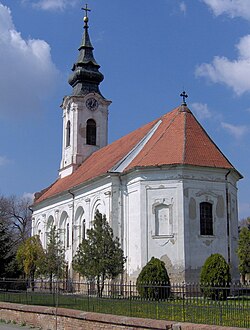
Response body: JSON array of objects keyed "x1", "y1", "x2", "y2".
[{"x1": 86, "y1": 97, "x2": 99, "y2": 111}]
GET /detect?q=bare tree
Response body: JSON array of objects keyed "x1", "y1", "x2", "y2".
[
  {"x1": 0, "y1": 194, "x2": 33, "y2": 277},
  {"x1": 238, "y1": 217, "x2": 250, "y2": 230},
  {"x1": 0, "y1": 194, "x2": 32, "y2": 246}
]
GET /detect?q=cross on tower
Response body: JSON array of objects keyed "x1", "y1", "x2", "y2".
[
  {"x1": 180, "y1": 91, "x2": 188, "y2": 105},
  {"x1": 82, "y1": 4, "x2": 91, "y2": 18}
]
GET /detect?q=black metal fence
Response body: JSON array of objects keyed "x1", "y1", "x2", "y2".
[{"x1": 0, "y1": 279, "x2": 249, "y2": 328}]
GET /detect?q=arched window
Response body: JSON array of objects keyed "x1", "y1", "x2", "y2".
[
  {"x1": 86, "y1": 119, "x2": 96, "y2": 145},
  {"x1": 59, "y1": 211, "x2": 68, "y2": 248},
  {"x1": 91, "y1": 202, "x2": 103, "y2": 226},
  {"x1": 44, "y1": 216, "x2": 55, "y2": 248},
  {"x1": 47, "y1": 216, "x2": 54, "y2": 232},
  {"x1": 200, "y1": 202, "x2": 213, "y2": 235},
  {"x1": 74, "y1": 206, "x2": 85, "y2": 250},
  {"x1": 66, "y1": 120, "x2": 71, "y2": 147}
]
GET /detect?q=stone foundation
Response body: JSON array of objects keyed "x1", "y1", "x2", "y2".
[{"x1": 0, "y1": 302, "x2": 247, "y2": 330}]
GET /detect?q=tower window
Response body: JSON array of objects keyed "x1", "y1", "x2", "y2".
[
  {"x1": 86, "y1": 119, "x2": 96, "y2": 145},
  {"x1": 200, "y1": 202, "x2": 213, "y2": 235},
  {"x1": 66, "y1": 120, "x2": 71, "y2": 147}
]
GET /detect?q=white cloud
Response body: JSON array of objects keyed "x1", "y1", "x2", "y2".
[
  {"x1": 203, "y1": 0, "x2": 250, "y2": 21},
  {"x1": 0, "y1": 3, "x2": 59, "y2": 117},
  {"x1": 22, "y1": 192, "x2": 34, "y2": 201},
  {"x1": 23, "y1": 0, "x2": 78, "y2": 11},
  {"x1": 190, "y1": 102, "x2": 211, "y2": 120},
  {"x1": 221, "y1": 122, "x2": 248, "y2": 139},
  {"x1": 0, "y1": 3, "x2": 13, "y2": 32},
  {"x1": 179, "y1": 2, "x2": 187, "y2": 15},
  {"x1": 0, "y1": 156, "x2": 10, "y2": 166},
  {"x1": 196, "y1": 35, "x2": 250, "y2": 95}
]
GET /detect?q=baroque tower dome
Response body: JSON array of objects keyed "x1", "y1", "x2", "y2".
[{"x1": 68, "y1": 8, "x2": 104, "y2": 96}]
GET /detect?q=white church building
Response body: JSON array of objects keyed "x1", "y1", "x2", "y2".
[{"x1": 32, "y1": 10, "x2": 242, "y2": 283}]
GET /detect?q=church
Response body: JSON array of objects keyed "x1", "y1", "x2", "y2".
[{"x1": 32, "y1": 9, "x2": 241, "y2": 283}]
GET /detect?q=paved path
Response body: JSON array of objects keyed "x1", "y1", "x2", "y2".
[{"x1": 0, "y1": 324, "x2": 40, "y2": 330}]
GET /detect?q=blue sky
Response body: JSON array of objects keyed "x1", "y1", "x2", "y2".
[{"x1": 0, "y1": 0, "x2": 250, "y2": 219}]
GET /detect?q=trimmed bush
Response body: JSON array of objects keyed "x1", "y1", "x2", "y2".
[
  {"x1": 200, "y1": 253, "x2": 231, "y2": 300},
  {"x1": 136, "y1": 257, "x2": 170, "y2": 300}
]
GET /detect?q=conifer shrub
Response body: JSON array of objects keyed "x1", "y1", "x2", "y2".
[
  {"x1": 136, "y1": 257, "x2": 170, "y2": 300},
  {"x1": 200, "y1": 253, "x2": 231, "y2": 300}
]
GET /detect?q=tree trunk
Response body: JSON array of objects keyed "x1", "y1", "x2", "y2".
[
  {"x1": 30, "y1": 271, "x2": 35, "y2": 292},
  {"x1": 241, "y1": 273, "x2": 246, "y2": 285},
  {"x1": 49, "y1": 272, "x2": 53, "y2": 293},
  {"x1": 100, "y1": 273, "x2": 105, "y2": 298},
  {"x1": 97, "y1": 277, "x2": 101, "y2": 297}
]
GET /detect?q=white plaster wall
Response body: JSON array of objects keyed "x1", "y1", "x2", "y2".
[
  {"x1": 123, "y1": 166, "x2": 240, "y2": 283},
  {"x1": 183, "y1": 167, "x2": 240, "y2": 282},
  {"x1": 144, "y1": 182, "x2": 185, "y2": 282},
  {"x1": 59, "y1": 94, "x2": 110, "y2": 178},
  {"x1": 228, "y1": 175, "x2": 240, "y2": 281},
  {"x1": 123, "y1": 168, "x2": 186, "y2": 282},
  {"x1": 32, "y1": 178, "x2": 113, "y2": 276},
  {"x1": 33, "y1": 166, "x2": 241, "y2": 283},
  {"x1": 126, "y1": 181, "x2": 141, "y2": 278}
]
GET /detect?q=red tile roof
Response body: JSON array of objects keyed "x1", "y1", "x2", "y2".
[
  {"x1": 35, "y1": 105, "x2": 238, "y2": 204},
  {"x1": 126, "y1": 106, "x2": 234, "y2": 170}
]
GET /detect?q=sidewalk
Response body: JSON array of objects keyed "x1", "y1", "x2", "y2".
[{"x1": 0, "y1": 323, "x2": 40, "y2": 330}]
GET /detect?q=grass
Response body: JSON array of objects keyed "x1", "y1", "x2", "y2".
[{"x1": 0, "y1": 291, "x2": 249, "y2": 328}]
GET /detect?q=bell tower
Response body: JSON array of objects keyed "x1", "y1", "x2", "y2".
[{"x1": 59, "y1": 5, "x2": 111, "y2": 178}]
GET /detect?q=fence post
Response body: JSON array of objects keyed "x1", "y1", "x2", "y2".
[
  {"x1": 182, "y1": 283, "x2": 186, "y2": 322},
  {"x1": 87, "y1": 281, "x2": 90, "y2": 311},
  {"x1": 55, "y1": 279, "x2": 59, "y2": 330},
  {"x1": 129, "y1": 281, "x2": 132, "y2": 317},
  {"x1": 219, "y1": 299, "x2": 223, "y2": 326},
  {"x1": 25, "y1": 286, "x2": 28, "y2": 305}
]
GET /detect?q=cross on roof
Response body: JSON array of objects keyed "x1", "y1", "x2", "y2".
[
  {"x1": 180, "y1": 91, "x2": 188, "y2": 105},
  {"x1": 82, "y1": 4, "x2": 91, "y2": 18}
]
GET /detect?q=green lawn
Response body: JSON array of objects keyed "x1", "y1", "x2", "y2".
[{"x1": 0, "y1": 291, "x2": 249, "y2": 328}]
